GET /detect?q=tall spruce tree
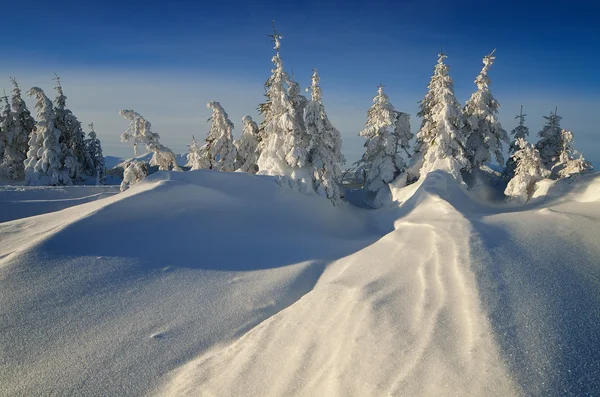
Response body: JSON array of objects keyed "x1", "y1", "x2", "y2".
[
  {"x1": 535, "y1": 108, "x2": 563, "y2": 171},
  {"x1": 463, "y1": 50, "x2": 508, "y2": 170},
  {"x1": 409, "y1": 52, "x2": 468, "y2": 183},
  {"x1": 256, "y1": 22, "x2": 311, "y2": 179},
  {"x1": 1, "y1": 78, "x2": 35, "y2": 180},
  {"x1": 305, "y1": 69, "x2": 345, "y2": 204},
  {"x1": 25, "y1": 87, "x2": 71, "y2": 185},
  {"x1": 357, "y1": 84, "x2": 398, "y2": 207},
  {"x1": 504, "y1": 106, "x2": 529, "y2": 180},
  {"x1": 85, "y1": 123, "x2": 106, "y2": 184},
  {"x1": 202, "y1": 101, "x2": 237, "y2": 171}
]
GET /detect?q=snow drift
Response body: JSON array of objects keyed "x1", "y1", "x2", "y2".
[{"x1": 1, "y1": 170, "x2": 600, "y2": 396}]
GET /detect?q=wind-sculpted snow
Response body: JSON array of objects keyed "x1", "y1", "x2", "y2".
[{"x1": 1, "y1": 171, "x2": 600, "y2": 396}]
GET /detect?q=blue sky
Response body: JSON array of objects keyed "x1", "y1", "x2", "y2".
[{"x1": 2, "y1": 0, "x2": 598, "y2": 165}]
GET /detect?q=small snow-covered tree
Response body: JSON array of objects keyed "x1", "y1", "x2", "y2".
[
  {"x1": 119, "y1": 110, "x2": 180, "y2": 171},
  {"x1": 85, "y1": 123, "x2": 106, "y2": 185},
  {"x1": 504, "y1": 106, "x2": 529, "y2": 180},
  {"x1": 235, "y1": 115, "x2": 260, "y2": 173},
  {"x1": 25, "y1": 87, "x2": 71, "y2": 185},
  {"x1": 393, "y1": 111, "x2": 412, "y2": 172},
  {"x1": 257, "y1": 23, "x2": 311, "y2": 179},
  {"x1": 0, "y1": 78, "x2": 35, "y2": 180},
  {"x1": 305, "y1": 69, "x2": 345, "y2": 204},
  {"x1": 53, "y1": 75, "x2": 90, "y2": 179},
  {"x1": 120, "y1": 160, "x2": 148, "y2": 191},
  {"x1": 505, "y1": 138, "x2": 550, "y2": 202},
  {"x1": 186, "y1": 135, "x2": 211, "y2": 170},
  {"x1": 202, "y1": 101, "x2": 237, "y2": 171},
  {"x1": 552, "y1": 129, "x2": 593, "y2": 178},
  {"x1": 409, "y1": 52, "x2": 468, "y2": 182},
  {"x1": 356, "y1": 84, "x2": 398, "y2": 207},
  {"x1": 463, "y1": 50, "x2": 508, "y2": 170},
  {"x1": 535, "y1": 108, "x2": 563, "y2": 171}
]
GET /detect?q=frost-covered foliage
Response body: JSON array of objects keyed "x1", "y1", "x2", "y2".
[
  {"x1": 235, "y1": 115, "x2": 260, "y2": 173},
  {"x1": 410, "y1": 52, "x2": 468, "y2": 183},
  {"x1": 53, "y1": 76, "x2": 91, "y2": 179},
  {"x1": 463, "y1": 50, "x2": 508, "y2": 169},
  {"x1": 85, "y1": 123, "x2": 106, "y2": 185},
  {"x1": 394, "y1": 111, "x2": 412, "y2": 171},
  {"x1": 257, "y1": 24, "x2": 311, "y2": 179},
  {"x1": 535, "y1": 109, "x2": 563, "y2": 171},
  {"x1": 305, "y1": 69, "x2": 345, "y2": 204},
  {"x1": 25, "y1": 87, "x2": 71, "y2": 185},
  {"x1": 186, "y1": 135, "x2": 211, "y2": 170},
  {"x1": 504, "y1": 106, "x2": 529, "y2": 180},
  {"x1": 120, "y1": 161, "x2": 148, "y2": 191},
  {"x1": 552, "y1": 129, "x2": 593, "y2": 178},
  {"x1": 357, "y1": 85, "x2": 398, "y2": 207},
  {"x1": 505, "y1": 138, "x2": 550, "y2": 202},
  {"x1": 119, "y1": 109, "x2": 180, "y2": 171},
  {"x1": 0, "y1": 95, "x2": 13, "y2": 173},
  {"x1": 202, "y1": 101, "x2": 237, "y2": 171},
  {"x1": 0, "y1": 78, "x2": 36, "y2": 180}
]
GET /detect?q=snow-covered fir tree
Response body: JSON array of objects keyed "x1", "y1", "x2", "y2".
[
  {"x1": 201, "y1": 101, "x2": 236, "y2": 171},
  {"x1": 186, "y1": 135, "x2": 211, "y2": 170},
  {"x1": 25, "y1": 87, "x2": 71, "y2": 185},
  {"x1": 535, "y1": 108, "x2": 563, "y2": 171},
  {"x1": 393, "y1": 111, "x2": 413, "y2": 172},
  {"x1": 53, "y1": 75, "x2": 91, "y2": 179},
  {"x1": 409, "y1": 52, "x2": 468, "y2": 183},
  {"x1": 0, "y1": 78, "x2": 36, "y2": 180},
  {"x1": 552, "y1": 129, "x2": 593, "y2": 178},
  {"x1": 256, "y1": 23, "x2": 311, "y2": 180},
  {"x1": 504, "y1": 106, "x2": 529, "y2": 180},
  {"x1": 120, "y1": 161, "x2": 148, "y2": 191},
  {"x1": 305, "y1": 69, "x2": 345, "y2": 204},
  {"x1": 119, "y1": 109, "x2": 180, "y2": 171},
  {"x1": 463, "y1": 50, "x2": 508, "y2": 170},
  {"x1": 235, "y1": 115, "x2": 260, "y2": 173},
  {"x1": 85, "y1": 123, "x2": 106, "y2": 185},
  {"x1": 0, "y1": 94, "x2": 12, "y2": 171},
  {"x1": 505, "y1": 138, "x2": 550, "y2": 202},
  {"x1": 357, "y1": 84, "x2": 398, "y2": 207}
]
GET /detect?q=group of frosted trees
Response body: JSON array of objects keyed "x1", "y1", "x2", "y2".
[
  {"x1": 0, "y1": 76, "x2": 105, "y2": 185},
  {"x1": 180, "y1": 24, "x2": 345, "y2": 204},
  {"x1": 117, "y1": 23, "x2": 592, "y2": 205}
]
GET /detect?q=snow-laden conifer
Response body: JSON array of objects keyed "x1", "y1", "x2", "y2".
[
  {"x1": 504, "y1": 106, "x2": 529, "y2": 180},
  {"x1": 552, "y1": 129, "x2": 593, "y2": 178},
  {"x1": 463, "y1": 50, "x2": 508, "y2": 169},
  {"x1": 305, "y1": 69, "x2": 345, "y2": 204},
  {"x1": 120, "y1": 161, "x2": 148, "y2": 191},
  {"x1": 394, "y1": 111, "x2": 412, "y2": 172},
  {"x1": 119, "y1": 109, "x2": 180, "y2": 171},
  {"x1": 357, "y1": 84, "x2": 398, "y2": 207},
  {"x1": 0, "y1": 94, "x2": 12, "y2": 171},
  {"x1": 505, "y1": 138, "x2": 549, "y2": 202},
  {"x1": 409, "y1": 52, "x2": 468, "y2": 182},
  {"x1": 25, "y1": 87, "x2": 71, "y2": 185},
  {"x1": 235, "y1": 115, "x2": 260, "y2": 173},
  {"x1": 53, "y1": 76, "x2": 90, "y2": 179},
  {"x1": 85, "y1": 123, "x2": 106, "y2": 184},
  {"x1": 535, "y1": 109, "x2": 563, "y2": 171},
  {"x1": 186, "y1": 135, "x2": 211, "y2": 170},
  {"x1": 201, "y1": 101, "x2": 236, "y2": 171},
  {"x1": 0, "y1": 78, "x2": 35, "y2": 180},
  {"x1": 257, "y1": 23, "x2": 311, "y2": 179}
]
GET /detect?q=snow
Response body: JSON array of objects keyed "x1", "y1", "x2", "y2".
[{"x1": 1, "y1": 170, "x2": 600, "y2": 396}]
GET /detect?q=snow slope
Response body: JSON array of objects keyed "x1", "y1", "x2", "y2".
[{"x1": 1, "y1": 170, "x2": 599, "y2": 396}]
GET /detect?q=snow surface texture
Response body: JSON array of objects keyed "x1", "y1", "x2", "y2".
[{"x1": 2, "y1": 170, "x2": 600, "y2": 396}]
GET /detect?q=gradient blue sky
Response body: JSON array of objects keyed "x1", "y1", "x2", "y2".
[{"x1": 2, "y1": 0, "x2": 598, "y2": 165}]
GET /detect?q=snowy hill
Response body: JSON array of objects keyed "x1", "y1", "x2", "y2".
[{"x1": 1, "y1": 170, "x2": 600, "y2": 396}]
